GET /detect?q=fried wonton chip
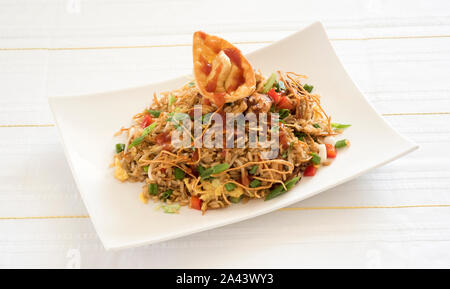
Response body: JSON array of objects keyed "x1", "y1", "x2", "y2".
[{"x1": 193, "y1": 31, "x2": 256, "y2": 106}]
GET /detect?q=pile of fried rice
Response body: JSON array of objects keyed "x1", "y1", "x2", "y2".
[{"x1": 112, "y1": 71, "x2": 350, "y2": 214}]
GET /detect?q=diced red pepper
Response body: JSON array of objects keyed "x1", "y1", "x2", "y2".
[
  {"x1": 267, "y1": 88, "x2": 280, "y2": 104},
  {"x1": 303, "y1": 165, "x2": 317, "y2": 177},
  {"x1": 325, "y1": 144, "x2": 337, "y2": 158},
  {"x1": 140, "y1": 114, "x2": 153, "y2": 128},
  {"x1": 277, "y1": 96, "x2": 294, "y2": 110},
  {"x1": 190, "y1": 196, "x2": 202, "y2": 210}
]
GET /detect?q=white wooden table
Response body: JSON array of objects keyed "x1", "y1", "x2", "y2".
[{"x1": 1, "y1": 0, "x2": 450, "y2": 268}]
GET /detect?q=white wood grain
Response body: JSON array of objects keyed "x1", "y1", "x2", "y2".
[
  {"x1": 0, "y1": 37, "x2": 449, "y2": 125},
  {"x1": 1, "y1": 0, "x2": 450, "y2": 268},
  {"x1": 1, "y1": 0, "x2": 450, "y2": 48},
  {"x1": 1, "y1": 207, "x2": 450, "y2": 268}
]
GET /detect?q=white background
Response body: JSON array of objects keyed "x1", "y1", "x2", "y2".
[{"x1": 1, "y1": 0, "x2": 450, "y2": 268}]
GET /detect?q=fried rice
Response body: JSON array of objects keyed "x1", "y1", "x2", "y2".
[{"x1": 112, "y1": 70, "x2": 350, "y2": 214}]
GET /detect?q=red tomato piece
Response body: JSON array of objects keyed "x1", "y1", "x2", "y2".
[
  {"x1": 277, "y1": 96, "x2": 294, "y2": 110},
  {"x1": 140, "y1": 114, "x2": 153, "y2": 128},
  {"x1": 303, "y1": 165, "x2": 317, "y2": 177},
  {"x1": 267, "y1": 88, "x2": 280, "y2": 104},
  {"x1": 325, "y1": 144, "x2": 337, "y2": 158},
  {"x1": 190, "y1": 196, "x2": 202, "y2": 210}
]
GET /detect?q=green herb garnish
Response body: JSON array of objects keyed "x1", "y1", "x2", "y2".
[
  {"x1": 161, "y1": 189, "x2": 173, "y2": 201},
  {"x1": 161, "y1": 204, "x2": 180, "y2": 214},
  {"x1": 143, "y1": 166, "x2": 149, "y2": 173},
  {"x1": 249, "y1": 165, "x2": 258, "y2": 175},
  {"x1": 265, "y1": 176, "x2": 300, "y2": 200},
  {"x1": 115, "y1": 143, "x2": 125, "y2": 153},
  {"x1": 147, "y1": 110, "x2": 161, "y2": 118},
  {"x1": 335, "y1": 139, "x2": 349, "y2": 148},
  {"x1": 294, "y1": 131, "x2": 306, "y2": 141},
  {"x1": 225, "y1": 183, "x2": 237, "y2": 192},
  {"x1": 312, "y1": 123, "x2": 321, "y2": 128},
  {"x1": 250, "y1": 179, "x2": 261, "y2": 188},
  {"x1": 168, "y1": 94, "x2": 176, "y2": 106},
  {"x1": 128, "y1": 122, "x2": 157, "y2": 148},
  {"x1": 310, "y1": 152, "x2": 321, "y2": 165},
  {"x1": 148, "y1": 183, "x2": 158, "y2": 195},
  {"x1": 278, "y1": 109, "x2": 290, "y2": 119},
  {"x1": 229, "y1": 196, "x2": 242, "y2": 203},
  {"x1": 263, "y1": 73, "x2": 277, "y2": 93},
  {"x1": 174, "y1": 167, "x2": 185, "y2": 180},
  {"x1": 331, "y1": 123, "x2": 352, "y2": 129},
  {"x1": 303, "y1": 84, "x2": 314, "y2": 93},
  {"x1": 200, "y1": 163, "x2": 230, "y2": 179}
]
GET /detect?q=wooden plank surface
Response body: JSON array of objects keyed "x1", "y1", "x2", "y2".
[{"x1": 0, "y1": 0, "x2": 449, "y2": 268}]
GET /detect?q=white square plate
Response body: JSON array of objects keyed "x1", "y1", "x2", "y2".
[{"x1": 49, "y1": 22, "x2": 418, "y2": 250}]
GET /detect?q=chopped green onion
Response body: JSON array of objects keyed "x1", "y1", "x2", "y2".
[
  {"x1": 225, "y1": 183, "x2": 237, "y2": 191},
  {"x1": 265, "y1": 176, "x2": 300, "y2": 200},
  {"x1": 229, "y1": 196, "x2": 242, "y2": 203},
  {"x1": 143, "y1": 166, "x2": 149, "y2": 173},
  {"x1": 174, "y1": 167, "x2": 185, "y2": 180},
  {"x1": 168, "y1": 94, "x2": 176, "y2": 106},
  {"x1": 161, "y1": 204, "x2": 180, "y2": 214},
  {"x1": 250, "y1": 179, "x2": 261, "y2": 188},
  {"x1": 303, "y1": 84, "x2": 314, "y2": 93},
  {"x1": 282, "y1": 151, "x2": 288, "y2": 158},
  {"x1": 284, "y1": 176, "x2": 300, "y2": 190},
  {"x1": 310, "y1": 152, "x2": 321, "y2": 165},
  {"x1": 147, "y1": 110, "x2": 161, "y2": 118},
  {"x1": 197, "y1": 165, "x2": 206, "y2": 176},
  {"x1": 335, "y1": 139, "x2": 349, "y2": 148},
  {"x1": 128, "y1": 122, "x2": 157, "y2": 148},
  {"x1": 161, "y1": 189, "x2": 173, "y2": 201},
  {"x1": 148, "y1": 183, "x2": 158, "y2": 195},
  {"x1": 278, "y1": 109, "x2": 290, "y2": 119},
  {"x1": 249, "y1": 165, "x2": 258, "y2": 175},
  {"x1": 115, "y1": 143, "x2": 125, "y2": 153},
  {"x1": 275, "y1": 80, "x2": 286, "y2": 92},
  {"x1": 187, "y1": 81, "x2": 195, "y2": 87},
  {"x1": 312, "y1": 123, "x2": 321, "y2": 128},
  {"x1": 331, "y1": 123, "x2": 352, "y2": 129},
  {"x1": 200, "y1": 163, "x2": 230, "y2": 179},
  {"x1": 294, "y1": 131, "x2": 306, "y2": 141},
  {"x1": 263, "y1": 73, "x2": 277, "y2": 93}
]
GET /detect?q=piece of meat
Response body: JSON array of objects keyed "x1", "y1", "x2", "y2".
[{"x1": 247, "y1": 93, "x2": 273, "y2": 114}]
